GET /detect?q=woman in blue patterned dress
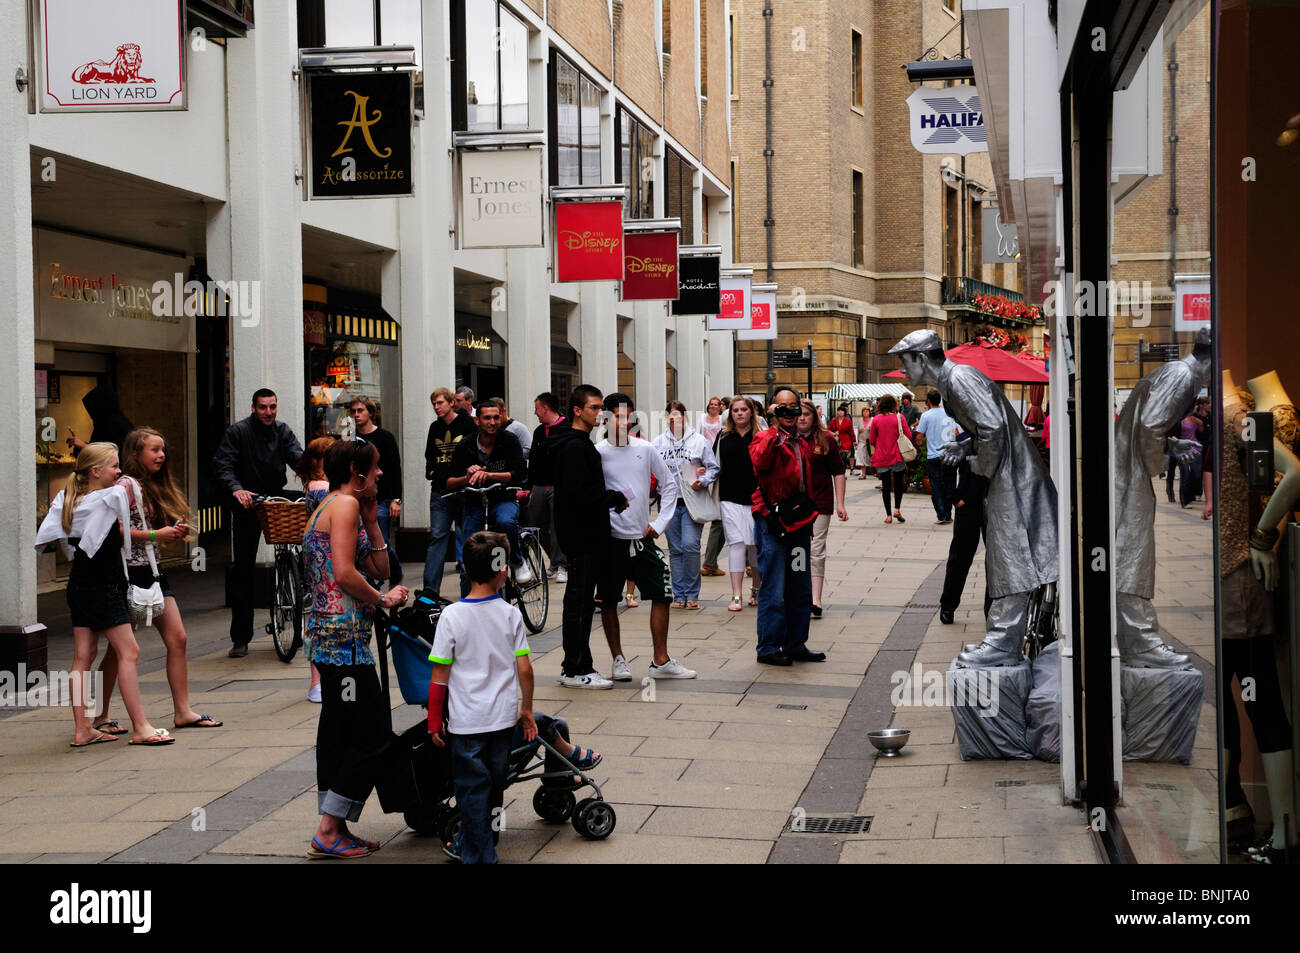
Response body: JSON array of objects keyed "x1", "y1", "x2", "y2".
[{"x1": 302, "y1": 438, "x2": 409, "y2": 859}]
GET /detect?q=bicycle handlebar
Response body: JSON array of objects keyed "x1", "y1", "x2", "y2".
[{"x1": 442, "y1": 484, "x2": 526, "y2": 498}]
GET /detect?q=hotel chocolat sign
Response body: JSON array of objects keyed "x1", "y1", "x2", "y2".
[
  {"x1": 671, "y1": 256, "x2": 721, "y2": 315},
  {"x1": 40, "y1": 0, "x2": 187, "y2": 112},
  {"x1": 308, "y1": 70, "x2": 413, "y2": 199},
  {"x1": 458, "y1": 149, "x2": 545, "y2": 248},
  {"x1": 621, "y1": 232, "x2": 679, "y2": 301}
]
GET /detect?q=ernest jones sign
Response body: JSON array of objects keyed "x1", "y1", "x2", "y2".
[{"x1": 458, "y1": 149, "x2": 545, "y2": 248}]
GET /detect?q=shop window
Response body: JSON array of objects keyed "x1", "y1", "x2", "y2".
[
  {"x1": 452, "y1": 0, "x2": 529, "y2": 132},
  {"x1": 549, "y1": 53, "x2": 604, "y2": 187},
  {"x1": 305, "y1": 307, "x2": 400, "y2": 440},
  {"x1": 617, "y1": 106, "x2": 657, "y2": 220}
]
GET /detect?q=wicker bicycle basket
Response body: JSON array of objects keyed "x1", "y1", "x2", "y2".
[{"x1": 255, "y1": 499, "x2": 310, "y2": 544}]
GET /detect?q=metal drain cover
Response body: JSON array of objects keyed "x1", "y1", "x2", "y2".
[
  {"x1": 790, "y1": 816, "x2": 873, "y2": 834},
  {"x1": 906, "y1": 602, "x2": 941, "y2": 609},
  {"x1": 1142, "y1": 782, "x2": 1178, "y2": 791},
  {"x1": 994, "y1": 780, "x2": 1027, "y2": 788},
  {"x1": 776, "y1": 703, "x2": 807, "y2": 710}
]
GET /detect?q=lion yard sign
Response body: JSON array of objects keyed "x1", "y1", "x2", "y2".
[
  {"x1": 39, "y1": 0, "x2": 186, "y2": 112},
  {"x1": 307, "y1": 70, "x2": 414, "y2": 200}
]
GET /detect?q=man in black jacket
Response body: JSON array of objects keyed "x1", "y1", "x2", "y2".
[
  {"x1": 551, "y1": 384, "x2": 628, "y2": 688},
  {"x1": 527, "y1": 391, "x2": 570, "y2": 582},
  {"x1": 423, "y1": 387, "x2": 477, "y2": 595},
  {"x1": 446, "y1": 401, "x2": 529, "y2": 597},
  {"x1": 212, "y1": 388, "x2": 304, "y2": 656}
]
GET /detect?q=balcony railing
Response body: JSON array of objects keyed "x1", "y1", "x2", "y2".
[{"x1": 942, "y1": 276, "x2": 1041, "y2": 325}]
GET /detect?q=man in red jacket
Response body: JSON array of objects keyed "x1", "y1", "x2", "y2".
[{"x1": 750, "y1": 386, "x2": 826, "y2": 665}]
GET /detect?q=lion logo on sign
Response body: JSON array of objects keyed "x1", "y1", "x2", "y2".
[{"x1": 71, "y1": 43, "x2": 154, "y2": 84}]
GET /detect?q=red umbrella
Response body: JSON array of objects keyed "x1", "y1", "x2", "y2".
[
  {"x1": 883, "y1": 369, "x2": 906, "y2": 378},
  {"x1": 886, "y1": 342, "x2": 1049, "y2": 384}
]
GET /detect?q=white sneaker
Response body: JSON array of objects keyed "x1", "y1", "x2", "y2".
[
  {"x1": 555, "y1": 567, "x2": 568, "y2": 583},
  {"x1": 611, "y1": 654, "x2": 632, "y2": 681},
  {"x1": 307, "y1": 684, "x2": 322, "y2": 704},
  {"x1": 559, "y1": 672, "x2": 614, "y2": 690},
  {"x1": 648, "y1": 658, "x2": 697, "y2": 679},
  {"x1": 514, "y1": 562, "x2": 534, "y2": 585}
]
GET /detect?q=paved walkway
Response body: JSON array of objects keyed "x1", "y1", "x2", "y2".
[{"x1": 2, "y1": 478, "x2": 1213, "y2": 863}]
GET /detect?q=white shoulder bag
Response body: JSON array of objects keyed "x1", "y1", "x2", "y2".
[
  {"x1": 124, "y1": 480, "x2": 166, "y2": 628},
  {"x1": 896, "y1": 413, "x2": 918, "y2": 463}
]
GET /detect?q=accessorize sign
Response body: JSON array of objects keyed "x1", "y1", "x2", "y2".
[
  {"x1": 671, "y1": 256, "x2": 721, "y2": 315},
  {"x1": 458, "y1": 149, "x2": 545, "y2": 248},
  {"x1": 737, "y1": 290, "x2": 778, "y2": 341},
  {"x1": 708, "y1": 276, "x2": 751, "y2": 331},
  {"x1": 308, "y1": 70, "x2": 414, "y2": 199},
  {"x1": 906, "y1": 85, "x2": 987, "y2": 156},
  {"x1": 620, "y1": 232, "x2": 679, "y2": 300},
  {"x1": 40, "y1": 0, "x2": 186, "y2": 112},
  {"x1": 555, "y1": 201, "x2": 625, "y2": 282}
]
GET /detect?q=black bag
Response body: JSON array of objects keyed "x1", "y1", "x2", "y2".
[{"x1": 759, "y1": 435, "x2": 818, "y2": 537}]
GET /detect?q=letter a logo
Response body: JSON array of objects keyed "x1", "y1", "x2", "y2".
[{"x1": 333, "y1": 90, "x2": 392, "y2": 159}]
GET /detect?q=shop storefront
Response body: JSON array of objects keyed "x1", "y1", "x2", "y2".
[
  {"x1": 454, "y1": 311, "x2": 506, "y2": 401},
  {"x1": 304, "y1": 285, "x2": 401, "y2": 440},
  {"x1": 32, "y1": 228, "x2": 195, "y2": 585}
]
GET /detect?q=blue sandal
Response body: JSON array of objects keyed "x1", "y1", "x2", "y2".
[
  {"x1": 307, "y1": 834, "x2": 371, "y2": 859},
  {"x1": 569, "y1": 746, "x2": 602, "y2": 770}
]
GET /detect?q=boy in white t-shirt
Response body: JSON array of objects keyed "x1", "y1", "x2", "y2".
[{"x1": 428, "y1": 530, "x2": 536, "y2": 864}]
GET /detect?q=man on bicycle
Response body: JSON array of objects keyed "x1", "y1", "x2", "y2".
[{"x1": 446, "y1": 400, "x2": 531, "y2": 597}]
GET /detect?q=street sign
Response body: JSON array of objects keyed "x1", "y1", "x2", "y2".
[
  {"x1": 1141, "y1": 342, "x2": 1181, "y2": 362},
  {"x1": 772, "y1": 349, "x2": 810, "y2": 369}
]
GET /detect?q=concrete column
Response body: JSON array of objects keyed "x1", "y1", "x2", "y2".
[
  {"x1": 398, "y1": 1, "x2": 457, "y2": 530},
  {"x1": 634, "y1": 300, "x2": 667, "y2": 420},
  {"x1": 504, "y1": 246, "x2": 552, "y2": 414},
  {"x1": 707, "y1": 196, "x2": 736, "y2": 393},
  {"x1": 224, "y1": 2, "x2": 305, "y2": 443},
  {"x1": 1, "y1": 3, "x2": 42, "y2": 659},
  {"x1": 578, "y1": 282, "x2": 619, "y2": 392},
  {"x1": 677, "y1": 310, "x2": 708, "y2": 411}
]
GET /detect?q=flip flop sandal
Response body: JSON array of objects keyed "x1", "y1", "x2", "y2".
[
  {"x1": 307, "y1": 834, "x2": 371, "y2": 859},
  {"x1": 670, "y1": 601, "x2": 686, "y2": 609},
  {"x1": 347, "y1": 834, "x2": 381, "y2": 852},
  {"x1": 625, "y1": 595, "x2": 640, "y2": 608},
  {"x1": 70, "y1": 732, "x2": 118, "y2": 748},
  {"x1": 685, "y1": 601, "x2": 701, "y2": 610},
  {"x1": 894, "y1": 512, "x2": 906, "y2": 523},
  {"x1": 175, "y1": 715, "x2": 223, "y2": 729},
  {"x1": 728, "y1": 596, "x2": 743, "y2": 612},
  {"x1": 568, "y1": 746, "x2": 602, "y2": 770},
  {"x1": 128, "y1": 729, "x2": 175, "y2": 746},
  {"x1": 92, "y1": 721, "x2": 128, "y2": 736}
]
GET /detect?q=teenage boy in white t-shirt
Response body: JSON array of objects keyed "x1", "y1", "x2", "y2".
[{"x1": 428, "y1": 530, "x2": 536, "y2": 864}]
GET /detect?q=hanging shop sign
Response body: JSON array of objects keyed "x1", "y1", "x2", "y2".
[
  {"x1": 621, "y1": 232, "x2": 679, "y2": 301},
  {"x1": 981, "y1": 207, "x2": 1020, "y2": 263},
  {"x1": 737, "y1": 286, "x2": 778, "y2": 341},
  {"x1": 307, "y1": 69, "x2": 413, "y2": 199},
  {"x1": 555, "y1": 201, "x2": 625, "y2": 282},
  {"x1": 906, "y1": 85, "x2": 987, "y2": 156},
  {"x1": 1173, "y1": 274, "x2": 1211, "y2": 333},
  {"x1": 39, "y1": 0, "x2": 187, "y2": 112},
  {"x1": 708, "y1": 275, "x2": 752, "y2": 331},
  {"x1": 671, "y1": 256, "x2": 721, "y2": 315},
  {"x1": 303, "y1": 309, "x2": 327, "y2": 347},
  {"x1": 458, "y1": 148, "x2": 545, "y2": 248}
]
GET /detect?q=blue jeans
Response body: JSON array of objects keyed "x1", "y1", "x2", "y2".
[
  {"x1": 925, "y1": 462, "x2": 958, "y2": 521},
  {"x1": 666, "y1": 505, "x2": 704, "y2": 601},
  {"x1": 458, "y1": 498, "x2": 521, "y2": 598},
  {"x1": 754, "y1": 516, "x2": 812, "y2": 658},
  {"x1": 422, "y1": 489, "x2": 462, "y2": 596},
  {"x1": 376, "y1": 500, "x2": 402, "y2": 585},
  {"x1": 448, "y1": 727, "x2": 513, "y2": 864}
]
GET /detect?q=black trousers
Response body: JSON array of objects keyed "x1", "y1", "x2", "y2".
[
  {"x1": 315, "y1": 663, "x2": 392, "y2": 820},
  {"x1": 560, "y1": 550, "x2": 600, "y2": 677},
  {"x1": 229, "y1": 505, "x2": 262, "y2": 644},
  {"x1": 1222, "y1": 635, "x2": 1294, "y2": 807},
  {"x1": 940, "y1": 498, "x2": 985, "y2": 614}
]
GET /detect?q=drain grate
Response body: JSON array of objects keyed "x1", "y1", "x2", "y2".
[
  {"x1": 1142, "y1": 782, "x2": 1178, "y2": 791},
  {"x1": 790, "y1": 816, "x2": 873, "y2": 834},
  {"x1": 907, "y1": 602, "x2": 941, "y2": 609},
  {"x1": 776, "y1": 703, "x2": 807, "y2": 710},
  {"x1": 994, "y1": 779, "x2": 1027, "y2": 788}
]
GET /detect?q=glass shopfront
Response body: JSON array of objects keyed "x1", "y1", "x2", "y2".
[
  {"x1": 453, "y1": 311, "x2": 506, "y2": 403},
  {"x1": 305, "y1": 302, "x2": 401, "y2": 440}
]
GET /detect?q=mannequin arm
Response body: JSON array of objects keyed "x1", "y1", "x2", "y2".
[{"x1": 1249, "y1": 438, "x2": 1300, "y2": 591}]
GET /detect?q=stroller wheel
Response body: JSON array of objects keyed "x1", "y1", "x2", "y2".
[
  {"x1": 572, "y1": 798, "x2": 616, "y2": 840},
  {"x1": 440, "y1": 808, "x2": 462, "y2": 847},
  {"x1": 403, "y1": 802, "x2": 447, "y2": 837},
  {"x1": 533, "y1": 787, "x2": 576, "y2": 823}
]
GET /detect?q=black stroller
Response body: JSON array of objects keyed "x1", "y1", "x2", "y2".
[{"x1": 373, "y1": 593, "x2": 616, "y2": 844}]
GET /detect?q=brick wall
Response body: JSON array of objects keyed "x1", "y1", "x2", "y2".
[
  {"x1": 701, "y1": 0, "x2": 731, "y2": 179},
  {"x1": 663, "y1": 0, "x2": 702, "y2": 152},
  {"x1": 614, "y1": 0, "x2": 664, "y2": 120},
  {"x1": 548, "y1": 0, "x2": 613, "y2": 78}
]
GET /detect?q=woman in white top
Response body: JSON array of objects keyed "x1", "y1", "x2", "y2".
[
  {"x1": 855, "y1": 407, "x2": 871, "y2": 478},
  {"x1": 652, "y1": 401, "x2": 720, "y2": 609},
  {"x1": 697, "y1": 397, "x2": 726, "y2": 577}
]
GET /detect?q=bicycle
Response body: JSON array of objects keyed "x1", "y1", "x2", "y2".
[
  {"x1": 1024, "y1": 581, "x2": 1058, "y2": 660},
  {"x1": 252, "y1": 495, "x2": 311, "y2": 663},
  {"x1": 444, "y1": 484, "x2": 549, "y2": 633}
]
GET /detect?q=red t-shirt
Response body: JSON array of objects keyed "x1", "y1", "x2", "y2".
[
  {"x1": 807, "y1": 432, "x2": 847, "y2": 513},
  {"x1": 868, "y1": 413, "x2": 914, "y2": 467},
  {"x1": 829, "y1": 416, "x2": 855, "y2": 453}
]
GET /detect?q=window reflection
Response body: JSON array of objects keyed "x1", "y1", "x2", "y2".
[
  {"x1": 499, "y1": 9, "x2": 529, "y2": 130},
  {"x1": 465, "y1": 1, "x2": 498, "y2": 131}
]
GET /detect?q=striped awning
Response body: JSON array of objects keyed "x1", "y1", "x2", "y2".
[{"x1": 825, "y1": 383, "x2": 915, "y2": 403}]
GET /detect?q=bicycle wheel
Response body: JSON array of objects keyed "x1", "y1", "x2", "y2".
[
  {"x1": 272, "y1": 549, "x2": 302, "y2": 662},
  {"x1": 514, "y1": 533, "x2": 549, "y2": 634}
]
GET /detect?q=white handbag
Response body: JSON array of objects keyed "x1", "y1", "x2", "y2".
[
  {"x1": 896, "y1": 413, "x2": 918, "y2": 463},
  {"x1": 124, "y1": 480, "x2": 165, "y2": 628},
  {"x1": 680, "y1": 479, "x2": 721, "y2": 523}
]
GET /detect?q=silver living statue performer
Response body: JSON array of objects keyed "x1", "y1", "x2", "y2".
[
  {"x1": 889, "y1": 330, "x2": 1058, "y2": 667},
  {"x1": 1113, "y1": 327, "x2": 1211, "y2": 668}
]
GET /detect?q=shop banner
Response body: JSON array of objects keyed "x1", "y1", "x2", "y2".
[
  {"x1": 737, "y1": 290, "x2": 778, "y2": 340},
  {"x1": 40, "y1": 0, "x2": 186, "y2": 112},
  {"x1": 555, "y1": 201, "x2": 625, "y2": 282},
  {"x1": 671, "y1": 256, "x2": 721, "y2": 315},
  {"x1": 458, "y1": 149, "x2": 545, "y2": 248},
  {"x1": 708, "y1": 276, "x2": 751, "y2": 331},
  {"x1": 308, "y1": 70, "x2": 414, "y2": 199},
  {"x1": 906, "y1": 85, "x2": 987, "y2": 156},
  {"x1": 621, "y1": 232, "x2": 679, "y2": 301},
  {"x1": 1174, "y1": 276, "x2": 1210, "y2": 333}
]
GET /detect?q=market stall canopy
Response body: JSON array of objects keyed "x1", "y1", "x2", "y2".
[
  {"x1": 886, "y1": 341, "x2": 1049, "y2": 384},
  {"x1": 825, "y1": 383, "x2": 914, "y2": 402}
]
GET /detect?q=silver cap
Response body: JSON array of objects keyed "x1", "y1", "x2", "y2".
[{"x1": 887, "y1": 329, "x2": 944, "y2": 356}]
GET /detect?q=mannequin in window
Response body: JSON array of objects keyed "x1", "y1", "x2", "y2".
[
  {"x1": 1113, "y1": 328, "x2": 1211, "y2": 668},
  {"x1": 1221, "y1": 367, "x2": 1298, "y2": 862}
]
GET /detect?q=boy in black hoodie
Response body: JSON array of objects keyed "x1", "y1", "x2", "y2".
[{"x1": 550, "y1": 384, "x2": 628, "y2": 688}]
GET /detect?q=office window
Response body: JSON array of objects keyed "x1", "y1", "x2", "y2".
[
  {"x1": 731, "y1": 161, "x2": 739, "y2": 254},
  {"x1": 852, "y1": 170, "x2": 864, "y2": 268},
  {"x1": 303, "y1": 0, "x2": 421, "y2": 63},
  {"x1": 617, "y1": 106, "x2": 656, "y2": 219},
  {"x1": 665, "y1": 147, "x2": 696, "y2": 244},
  {"x1": 944, "y1": 184, "x2": 959, "y2": 276},
  {"x1": 550, "y1": 53, "x2": 603, "y2": 186},
  {"x1": 454, "y1": 0, "x2": 529, "y2": 132},
  {"x1": 662, "y1": 0, "x2": 672, "y2": 57},
  {"x1": 729, "y1": 14, "x2": 737, "y2": 98},
  {"x1": 700, "y1": 0, "x2": 708, "y2": 98},
  {"x1": 851, "y1": 30, "x2": 863, "y2": 110}
]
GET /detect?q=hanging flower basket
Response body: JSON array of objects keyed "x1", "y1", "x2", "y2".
[{"x1": 969, "y1": 291, "x2": 1043, "y2": 324}]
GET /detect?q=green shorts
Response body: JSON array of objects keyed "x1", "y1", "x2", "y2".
[{"x1": 598, "y1": 535, "x2": 673, "y2": 604}]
